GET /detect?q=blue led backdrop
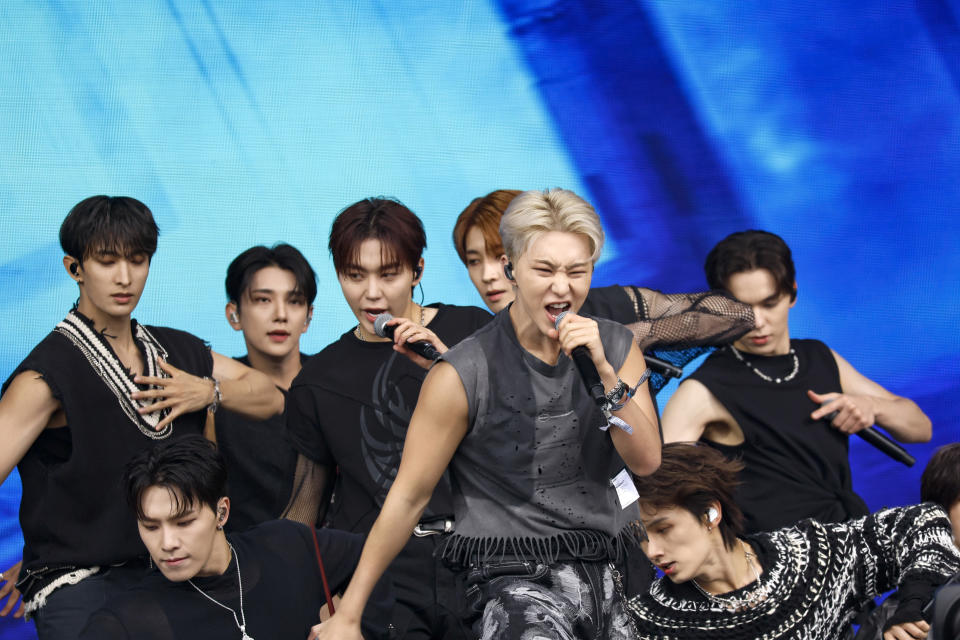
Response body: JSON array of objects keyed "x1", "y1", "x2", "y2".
[{"x1": 1, "y1": 2, "x2": 957, "y2": 636}]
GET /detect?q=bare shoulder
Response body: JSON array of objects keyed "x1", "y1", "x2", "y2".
[{"x1": 1, "y1": 370, "x2": 60, "y2": 416}]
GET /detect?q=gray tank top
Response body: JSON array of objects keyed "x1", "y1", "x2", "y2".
[{"x1": 439, "y1": 308, "x2": 646, "y2": 566}]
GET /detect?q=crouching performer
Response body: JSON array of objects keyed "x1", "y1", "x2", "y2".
[
  {"x1": 79, "y1": 436, "x2": 392, "y2": 640},
  {"x1": 311, "y1": 188, "x2": 662, "y2": 640},
  {"x1": 627, "y1": 443, "x2": 960, "y2": 640}
]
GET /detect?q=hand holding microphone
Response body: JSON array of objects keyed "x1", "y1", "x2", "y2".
[
  {"x1": 373, "y1": 312, "x2": 444, "y2": 364},
  {"x1": 812, "y1": 390, "x2": 916, "y2": 466},
  {"x1": 554, "y1": 311, "x2": 606, "y2": 404}
]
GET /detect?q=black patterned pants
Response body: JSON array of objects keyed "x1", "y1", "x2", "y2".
[{"x1": 463, "y1": 559, "x2": 637, "y2": 640}]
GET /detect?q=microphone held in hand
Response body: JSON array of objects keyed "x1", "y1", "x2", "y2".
[
  {"x1": 554, "y1": 311, "x2": 605, "y2": 404},
  {"x1": 821, "y1": 403, "x2": 916, "y2": 467},
  {"x1": 373, "y1": 313, "x2": 442, "y2": 362}
]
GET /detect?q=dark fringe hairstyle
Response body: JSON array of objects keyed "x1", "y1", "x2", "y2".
[
  {"x1": 328, "y1": 197, "x2": 426, "y2": 274},
  {"x1": 225, "y1": 243, "x2": 317, "y2": 308},
  {"x1": 60, "y1": 195, "x2": 159, "y2": 263},
  {"x1": 123, "y1": 436, "x2": 227, "y2": 521},
  {"x1": 704, "y1": 230, "x2": 796, "y2": 302},
  {"x1": 636, "y1": 442, "x2": 746, "y2": 549}
]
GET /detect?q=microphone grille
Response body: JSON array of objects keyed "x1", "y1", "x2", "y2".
[
  {"x1": 373, "y1": 313, "x2": 393, "y2": 338},
  {"x1": 554, "y1": 310, "x2": 568, "y2": 330}
]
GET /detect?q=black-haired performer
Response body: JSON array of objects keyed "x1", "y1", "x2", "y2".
[
  {"x1": 78, "y1": 436, "x2": 392, "y2": 639},
  {"x1": 284, "y1": 198, "x2": 490, "y2": 639},
  {"x1": 217, "y1": 243, "x2": 316, "y2": 532},
  {"x1": 626, "y1": 443, "x2": 960, "y2": 640},
  {"x1": 662, "y1": 230, "x2": 931, "y2": 533},
  {"x1": 0, "y1": 196, "x2": 282, "y2": 639},
  {"x1": 312, "y1": 189, "x2": 661, "y2": 640}
]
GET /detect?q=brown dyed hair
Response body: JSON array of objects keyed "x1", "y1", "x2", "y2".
[
  {"x1": 452, "y1": 189, "x2": 521, "y2": 264},
  {"x1": 704, "y1": 230, "x2": 797, "y2": 302},
  {"x1": 637, "y1": 442, "x2": 745, "y2": 549},
  {"x1": 921, "y1": 443, "x2": 960, "y2": 510},
  {"x1": 329, "y1": 198, "x2": 426, "y2": 274}
]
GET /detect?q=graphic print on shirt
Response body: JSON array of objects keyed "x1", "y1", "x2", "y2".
[{"x1": 360, "y1": 351, "x2": 419, "y2": 506}]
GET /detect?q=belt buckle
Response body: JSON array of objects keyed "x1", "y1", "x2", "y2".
[{"x1": 413, "y1": 518, "x2": 454, "y2": 537}]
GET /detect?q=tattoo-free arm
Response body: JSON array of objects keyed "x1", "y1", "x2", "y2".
[
  {"x1": 807, "y1": 350, "x2": 931, "y2": 442},
  {"x1": 0, "y1": 371, "x2": 60, "y2": 487},
  {"x1": 309, "y1": 362, "x2": 469, "y2": 640},
  {"x1": 132, "y1": 352, "x2": 284, "y2": 430}
]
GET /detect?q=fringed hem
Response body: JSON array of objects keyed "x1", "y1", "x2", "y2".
[
  {"x1": 23, "y1": 566, "x2": 100, "y2": 620},
  {"x1": 438, "y1": 522, "x2": 647, "y2": 568}
]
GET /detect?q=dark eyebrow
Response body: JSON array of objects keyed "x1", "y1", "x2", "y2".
[
  {"x1": 642, "y1": 516, "x2": 668, "y2": 529},
  {"x1": 762, "y1": 292, "x2": 782, "y2": 305}
]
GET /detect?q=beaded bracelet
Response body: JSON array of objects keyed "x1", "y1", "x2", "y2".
[{"x1": 598, "y1": 369, "x2": 652, "y2": 434}]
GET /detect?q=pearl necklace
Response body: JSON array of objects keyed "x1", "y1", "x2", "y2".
[
  {"x1": 729, "y1": 344, "x2": 798, "y2": 384},
  {"x1": 691, "y1": 540, "x2": 770, "y2": 612},
  {"x1": 187, "y1": 543, "x2": 254, "y2": 640},
  {"x1": 354, "y1": 303, "x2": 424, "y2": 341}
]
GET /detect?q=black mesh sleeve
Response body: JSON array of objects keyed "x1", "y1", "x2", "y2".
[{"x1": 622, "y1": 287, "x2": 754, "y2": 392}]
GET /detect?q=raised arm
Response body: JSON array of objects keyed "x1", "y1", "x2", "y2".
[
  {"x1": 210, "y1": 351, "x2": 285, "y2": 418},
  {"x1": 132, "y1": 352, "x2": 284, "y2": 430},
  {"x1": 807, "y1": 350, "x2": 931, "y2": 443},
  {"x1": 604, "y1": 342, "x2": 662, "y2": 476},
  {"x1": 628, "y1": 288, "x2": 754, "y2": 351},
  {"x1": 555, "y1": 313, "x2": 660, "y2": 476},
  {"x1": 309, "y1": 361, "x2": 469, "y2": 640}
]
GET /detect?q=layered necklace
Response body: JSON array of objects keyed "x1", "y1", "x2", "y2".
[
  {"x1": 728, "y1": 344, "x2": 798, "y2": 384},
  {"x1": 691, "y1": 540, "x2": 770, "y2": 612},
  {"x1": 187, "y1": 543, "x2": 254, "y2": 640},
  {"x1": 354, "y1": 303, "x2": 424, "y2": 341}
]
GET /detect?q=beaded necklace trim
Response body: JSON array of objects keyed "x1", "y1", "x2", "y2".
[{"x1": 54, "y1": 309, "x2": 172, "y2": 438}]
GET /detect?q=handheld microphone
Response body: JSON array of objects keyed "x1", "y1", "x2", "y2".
[
  {"x1": 373, "y1": 313, "x2": 442, "y2": 362},
  {"x1": 554, "y1": 311, "x2": 605, "y2": 404},
  {"x1": 821, "y1": 404, "x2": 916, "y2": 467},
  {"x1": 643, "y1": 354, "x2": 683, "y2": 379}
]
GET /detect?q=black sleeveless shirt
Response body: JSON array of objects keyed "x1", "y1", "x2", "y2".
[
  {"x1": 2, "y1": 312, "x2": 212, "y2": 602},
  {"x1": 688, "y1": 339, "x2": 868, "y2": 533}
]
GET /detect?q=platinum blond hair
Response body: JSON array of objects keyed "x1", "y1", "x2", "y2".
[{"x1": 499, "y1": 188, "x2": 604, "y2": 263}]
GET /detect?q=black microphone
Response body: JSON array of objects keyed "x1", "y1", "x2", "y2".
[
  {"x1": 643, "y1": 354, "x2": 683, "y2": 379},
  {"x1": 373, "y1": 313, "x2": 442, "y2": 362},
  {"x1": 821, "y1": 404, "x2": 916, "y2": 467},
  {"x1": 554, "y1": 311, "x2": 605, "y2": 404}
]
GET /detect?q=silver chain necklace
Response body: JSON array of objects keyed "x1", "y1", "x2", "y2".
[
  {"x1": 187, "y1": 543, "x2": 254, "y2": 640},
  {"x1": 691, "y1": 540, "x2": 770, "y2": 612},
  {"x1": 729, "y1": 344, "x2": 798, "y2": 384}
]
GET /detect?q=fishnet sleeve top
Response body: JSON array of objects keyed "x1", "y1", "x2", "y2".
[{"x1": 618, "y1": 286, "x2": 754, "y2": 392}]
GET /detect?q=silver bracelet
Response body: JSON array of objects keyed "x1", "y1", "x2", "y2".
[
  {"x1": 602, "y1": 369, "x2": 652, "y2": 413},
  {"x1": 205, "y1": 377, "x2": 222, "y2": 413}
]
